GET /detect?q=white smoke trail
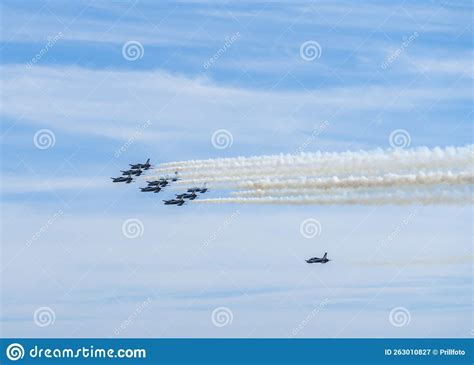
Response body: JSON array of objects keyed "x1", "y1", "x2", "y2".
[
  {"x1": 151, "y1": 146, "x2": 473, "y2": 183},
  {"x1": 231, "y1": 171, "x2": 473, "y2": 196},
  {"x1": 155, "y1": 145, "x2": 472, "y2": 172},
  {"x1": 351, "y1": 256, "x2": 474, "y2": 266},
  {"x1": 158, "y1": 146, "x2": 443, "y2": 168},
  {"x1": 151, "y1": 145, "x2": 473, "y2": 206},
  {"x1": 193, "y1": 189, "x2": 471, "y2": 206}
]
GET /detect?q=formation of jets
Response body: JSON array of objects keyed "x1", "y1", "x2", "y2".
[{"x1": 110, "y1": 159, "x2": 208, "y2": 206}]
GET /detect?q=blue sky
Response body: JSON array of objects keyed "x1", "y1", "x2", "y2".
[{"x1": 0, "y1": 0, "x2": 472, "y2": 337}]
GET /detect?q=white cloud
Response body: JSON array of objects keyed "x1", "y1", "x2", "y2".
[
  {"x1": 410, "y1": 57, "x2": 474, "y2": 79},
  {"x1": 1, "y1": 65, "x2": 471, "y2": 143},
  {"x1": 2, "y1": 1, "x2": 469, "y2": 45}
]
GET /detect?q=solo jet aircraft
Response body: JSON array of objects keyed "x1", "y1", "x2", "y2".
[
  {"x1": 130, "y1": 159, "x2": 151, "y2": 170},
  {"x1": 111, "y1": 175, "x2": 133, "y2": 183},
  {"x1": 305, "y1": 253, "x2": 330, "y2": 264},
  {"x1": 163, "y1": 198, "x2": 185, "y2": 206}
]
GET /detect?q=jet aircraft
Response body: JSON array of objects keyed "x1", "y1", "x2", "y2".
[
  {"x1": 305, "y1": 253, "x2": 330, "y2": 264},
  {"x1": 175, "y1": 192, "x2": 197, "y2": 200},
  {"x1": 158, "y1": 180, "x2": 169, "y2": 187},
  {"x1": 130, "y1": 159, "x2": 151, "y2": 170},
  {"x1": 187, "y1": 184, "x2": 208, "y2": 193},
  {"x1": 140, "y1": 186, "x2": 161, "y2": 193},
  {"x1": 121, "y1": 169, "x2": 143, "y2": 176},
  {"x1": 163, "y1": 198, "x2": 185, "y2": 206},
  {"x1": 111, "y1": 175, "x2": 133, "y2": 183}
]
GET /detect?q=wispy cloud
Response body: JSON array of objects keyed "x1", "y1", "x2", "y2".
[
  {"x1": 2, "y1": 65, "x2": 471, "y2": 143},
  {"x1": 1, "y1": 0, "x2": 472, "y2": 339}
]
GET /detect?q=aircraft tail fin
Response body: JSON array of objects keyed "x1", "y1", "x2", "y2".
[{"x1": 322, "y1": 252, "x2": 327, "y2": 259}]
